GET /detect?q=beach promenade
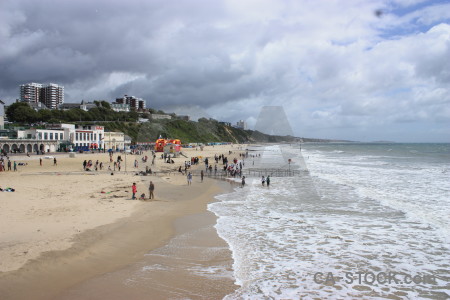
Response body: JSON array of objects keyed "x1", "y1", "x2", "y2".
[{"x1": 0, "y1": 144, "x2": 245, "y2": 299}]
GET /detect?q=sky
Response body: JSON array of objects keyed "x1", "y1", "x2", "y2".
[{"x1": 1, "y1": 0, "x2": 449, "y2": 142}]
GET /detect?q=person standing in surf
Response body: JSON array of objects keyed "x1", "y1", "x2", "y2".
[
  {"x1": 266, "y1": 175, "x2": 270, "y2": 187},
  {"x1": 261, "y1": 175, "x2": 265, "y2": 186}
]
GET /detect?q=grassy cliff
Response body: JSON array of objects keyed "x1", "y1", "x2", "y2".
[{"x1": 102, "y1": 118, "x2": 302, "y2": 144}]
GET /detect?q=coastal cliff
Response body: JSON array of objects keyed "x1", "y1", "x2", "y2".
[{"x1": 103, "y1": 118, "x2": 345, "y2": 144}]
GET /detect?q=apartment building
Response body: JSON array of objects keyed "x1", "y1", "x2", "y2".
[
  {"x1": 41, "y1": 83, "x2": 64, "y2": 109},
  {"x1": 115, "y1": 95, "x2": 146, "y2": 110},
  {"x1": 20, "y1": 82, "x2": 64, "y2": 109},
  {"x1": 20, "y1": 82, "x2": 43, "y2": 103}
]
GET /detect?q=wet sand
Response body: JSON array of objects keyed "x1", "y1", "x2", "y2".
[{"x1": 56, "y1": 206, "x2": 238, "y2": 300}]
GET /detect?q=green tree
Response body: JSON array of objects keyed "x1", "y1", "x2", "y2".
[
  {"x1": 38, "y1": 109, "x2": 53, "y2": 122},
  {"x1": 64, "y1": 109, "x2": 81, "y2": 122},
  {"x1": 100, "y1": 101, "x2": 111, "y2": 110},
  {"x1": 51, "y1": 109, "x2": 64, "y2": 120},
  {"x1": 127, "y1": 111, "x2": 139, "y2": 122},
  {"x1": 141, "y1": 112, "x2": 151, "y2": 119},
  {"x1": 6, "y1": 102, "x2": 38, "y2": 123}
]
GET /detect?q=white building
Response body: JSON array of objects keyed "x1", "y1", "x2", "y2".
[
  {"x1": 17, "y1": 128, "x2": 66, "y2": 153},
  {"x1": 16, "y1": 124, "x2": 108, "y2": 151},
  {"x1": 103, "y1": 131, "x2": 125, "y2": 150},
  {"x1": 110, "y1": 102, "x2": 130, "y2": 112},
  {"x1": 17, "y1": 128, "x2": 65, "y2": 141},
  {"x1": 74, "y1": 125, "x2": 104, "y2": 149},
  {"x1": 46, "y1": 123, "x2": 76, "y2": 143},
  {"x1": 236, "y1": 120, "x2": 247, "y2": 130}
]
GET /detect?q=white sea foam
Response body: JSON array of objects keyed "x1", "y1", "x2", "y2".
[
  {"x1": 188, "y1": 265, "x2": 234, "y2": 279},
  {"x1": 142, "y1": 264, "x2": 172, "y2": 272},
  {"x1": 209, "y1": 143, "x2": 450, "y2": 299},
  {"x1": 303, "y1": 146, "x2": 450, "y2": 240}
]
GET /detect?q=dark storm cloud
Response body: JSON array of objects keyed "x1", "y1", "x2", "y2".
[
  {"x1": 1, "y1": 0, "x2": 275, "y2": 109},
  {"x1": 1, "y1": 0, "x2": 449, "y2": 142}
]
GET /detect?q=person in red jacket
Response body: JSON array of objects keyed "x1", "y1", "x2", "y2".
[{"x1": 132, "y1": 182, "x2": 137, "y2": 200}]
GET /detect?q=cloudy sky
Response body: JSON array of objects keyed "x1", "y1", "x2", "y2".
[{"x1": 1, "y1": 0, "x2": 449, "y2": 142}]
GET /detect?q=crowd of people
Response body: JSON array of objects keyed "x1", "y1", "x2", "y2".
[
  {"x1": 2, "y1": 145, "x2": 272, "y2": 203},
  {"x1": 83, "y1": 159, "x2": 105, "y2": 171}
]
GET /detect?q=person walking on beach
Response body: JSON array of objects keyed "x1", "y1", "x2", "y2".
[
  {"x1": 7, "y1": 160, "x2": 11, "y2": 171},
  {"x1": 40, "y1": 158, "x2": 42, "y2": 166},
  {"x1": 187, "y1": 172, "x2": 192, "y2": 185},
  {"x1": 241, "y1": 176, "x2": 246, "y2": 188},
  {"x1": 261, "y1": 175, "x2": 266, "y2": 186},
  {"x1": 53, "y1": 157, "x2": 57, "y2": 166},
  {"x1": 131, "y1": 183, "x2": 137, "y2": 200},
  {"x1": 201, "y1": 170, "x2": 204, "y2": 182},
  {"x1": 266, "y1": 175, "x2": 270, "y2": 187},
  {"x1": 13, "y1": 161, "x2": 17, "y2": 172},
  {"x1": 149, "y1": 181, "x2": 155, "y2": 200}
]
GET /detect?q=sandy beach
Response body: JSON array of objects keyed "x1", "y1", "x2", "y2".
[{"x1": 0, "y1": 144, "x2": 245, "y2": 299}]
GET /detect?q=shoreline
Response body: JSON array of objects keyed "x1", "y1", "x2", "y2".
[
  {"x1": 55, "y1": 187, "x2": 239, "y2": 299},
  {"x1": 0, "y1": 145, "x2": 244, "y2": 299},
  {"x1": 0, "y1": 176, "x2": 238, "y2": 300}
]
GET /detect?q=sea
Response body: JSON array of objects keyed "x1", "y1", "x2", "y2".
[{"x1": 209, "y1": 143, "x2": 450, "y2": 299}]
